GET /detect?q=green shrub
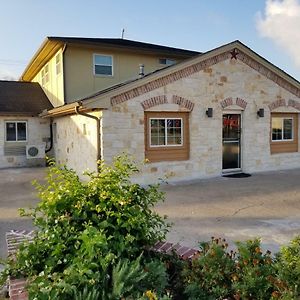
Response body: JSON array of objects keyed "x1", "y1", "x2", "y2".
[
  {"x1": 0, "y1": 156, "x2": 170, "y2": 298},
  {"x1": 182, "y1": 238, "x2": 235, "y2": 300},
  {"x1": 274, "y1": 236, "x2": 300, "y2": 299},
  {"x1": 233, "y1": 239, "x2": 275, "y2": 299}
]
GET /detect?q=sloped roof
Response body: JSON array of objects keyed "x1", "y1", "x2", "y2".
[
  {"x1": 48, "y1": 37, "x2": 200, "y2": 56},
  {"x1": 21, "y1": 37, "x2": 200, "y2": 81},
  {"x1": 78, "y1": 40, "x2": 300, "y2": 108},
  {"x1": 0, "y1": 81, "x2": 53, "y2": 116},
  {"x1": 44, "y1": 40, "x2": 300, "y2": 117}
]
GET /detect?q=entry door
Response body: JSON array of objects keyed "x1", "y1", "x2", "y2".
[{"x1": 222, "y1": 114, "x2": 241, "y2": 170}]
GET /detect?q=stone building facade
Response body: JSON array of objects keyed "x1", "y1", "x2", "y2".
[{"x1": 48, "y1": 41, "x2": 300, "y2": 184}]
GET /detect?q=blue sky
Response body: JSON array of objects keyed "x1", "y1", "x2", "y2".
[{"x1": 1, "y1": 0, "x2": 300, "y2": 81}]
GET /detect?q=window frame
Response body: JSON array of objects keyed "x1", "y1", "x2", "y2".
[
  {"x1": 271, "y1": 117, "x2": 294, "y2": 142},
  {"x1": 270, "y1": 113, "x2": 298, "y2": 154},
  {"x1": 93, "y1": 54, "x2": 113, "y2": 77},
  {"x1": 55, "y1": 54, "x2": 62, "y2": 75},
  {"x1": 145, "y1": 112, "x2": 189, "y2": 162},
  {"x1": 159, "y1": 58, "x2": 176, "y2": 66},
  {"x1": 5, "y1": 121, "x2": 28, "y2": 142},
  {"x1": 149, "y1": 117, "x2": 183, "y2": 148},
  {"x1": 41, "y1": 64, "x2": 49, "y2": 85}
]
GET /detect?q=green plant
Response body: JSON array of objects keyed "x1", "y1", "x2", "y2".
[
  {"x1": 182, "y1": 237, "x2": 235, "y2": 300},
  {"x1": 273, "y1": 236, "x2": 300, "y2": 299},
  {"x1": 233, "y1": 239, "x2": 275, "y2": 299},
  {"x1": 0, "y1": 156, "x2": 170, "y2": 299}
]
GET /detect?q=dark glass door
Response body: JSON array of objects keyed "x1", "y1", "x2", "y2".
[{"x1": 222, "y1": 114, "x2": 241, "y2": 170}]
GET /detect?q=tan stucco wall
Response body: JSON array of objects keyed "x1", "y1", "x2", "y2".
[
  {"x1": 0, "y1": 117, "x2": 50, "y2": 168},
  {"x1": 101, "y1": 58, "x2": 300, "y2": 184},
  {"x1": 53, "y1": 112, "x2": 100, "y2": 177},
  {"x1": 64, "y1": 46, "x2": 186, "y2": 102},
  {"x1": 33, "y1": 49, "x2": 64, "y2": 107}
]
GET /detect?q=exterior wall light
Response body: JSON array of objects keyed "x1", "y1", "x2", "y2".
[
  {"x1": 206, "y1": 108, "x2": 213, "y2": 118},
  {"x1": 257, "y1": 108, "x2": 264, "y2": 118}
]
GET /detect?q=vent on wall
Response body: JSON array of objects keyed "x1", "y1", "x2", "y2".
[
  {"x1": 4, "y1": 145, "x2": 26, "y2": 156},
  {"x1": 26, "y1": 145, "x2": 45, "y2": 159},
  {"x1": 159, "y1": 58, "x2": 176, "y2": 66}
]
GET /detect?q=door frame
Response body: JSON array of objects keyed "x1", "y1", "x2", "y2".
[{"x1": 222, "y1": 110, "x2": 243, "y2": 174}]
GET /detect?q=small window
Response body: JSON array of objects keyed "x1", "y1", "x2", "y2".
[
  {"x1": 159, "y1": 58, "x2": 176, "y2": 66},
  {"x1": 150, "y1": 118, "x2": 182, "y2": 147},
  {"x1": 41, "y1": 64, "x2": 49, "y2": 85},
  {"x1": 145, "y1": 112, "x2": 189, "y2": 162},
  {"x1": 94, "y1": 54, "x2": 113, "y2": 76},
  {"x1": 5, "y1": 121, "x2": 27, "y2": 142},
  {"x1": 272, "y1": 117, "x2": 293, "y2": 141},
  {"x1": 55, "y1": 54, "x2": 62, "y2": 75},
  {"x1": 270, "y1": 113, "x2": 298, "y2": 154}
]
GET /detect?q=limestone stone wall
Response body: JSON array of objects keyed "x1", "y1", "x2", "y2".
[
  {"x1": 53, "y1": 112, "x2": 100, "y2": 178},
  {"x1": 0, "y1": 117, "x2": 50, "y2": 168},
  {"x1": 102, "y1": 58, "x2": 300, "y2": 184}
]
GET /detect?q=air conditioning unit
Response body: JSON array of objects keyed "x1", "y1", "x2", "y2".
[{"x1": 26, "y1": 144, "x2": 45, "y2": 159}]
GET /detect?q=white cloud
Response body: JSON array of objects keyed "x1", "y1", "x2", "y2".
[
  {"x1": 0, "y1": 68, "x2": 19, "y2": 81},
  {"x1": 256, "y1": 0, "x2": 300, "y2": 67}
]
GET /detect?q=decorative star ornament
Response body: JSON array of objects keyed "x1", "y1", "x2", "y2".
[{"x1": 230, "y1": 48, "x2": 239, "y2": 60}]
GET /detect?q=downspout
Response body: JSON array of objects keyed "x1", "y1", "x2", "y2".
[
  {"x1": 75, "y1": 105, "x2": 102, "y2": 165},
  {"x1": 45, "y1": 119, "x2": 53, "y2": 153}
]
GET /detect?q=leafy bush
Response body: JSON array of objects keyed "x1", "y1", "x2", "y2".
[
  {"x1": 274, "y1": 236, "x2": 300, "y2": 299},
  {"x1": 0, "y1": 156, "x2": 170, "y2": 298},
  {"x1": 233, "y1": 239, "x2": 275, "y2": 299},
  {"x1": 182, "y1": 237, "x2": 300, "y2": 300},
  {"x1": 182, "y1": 237, "x2": 235, "y2": 300}
]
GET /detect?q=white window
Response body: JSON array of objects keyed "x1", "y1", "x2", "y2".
[
  {"x1": 55, "y1": 54, "x2": 62, "y2": 75},
  {"x1": 149, "y1": 118, "x2": 183, "y2": 147},
  {"x1": 41, "y1": 64, "x2": 49, "y2": 85},
  {"x1": 5, "y1": 121, "x2": 27, "y2": 142},
  {"x1": 159, "y1": 58, "x2": 176, "y2": 66},
  {"x1": 272, "y1": 117, "x2": 293, "y2": 141},
  {"x1": 94, "y1": 54, "x2": 113, "y2": 76}
]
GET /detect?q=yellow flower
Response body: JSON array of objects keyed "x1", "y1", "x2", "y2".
[{"x1": 144, "y1": 290, "x2": 158, "y2": 300}]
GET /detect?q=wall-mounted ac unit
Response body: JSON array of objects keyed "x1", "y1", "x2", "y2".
[{"x1": 26, "y1": 144, "x2": 45, "y2": 159}]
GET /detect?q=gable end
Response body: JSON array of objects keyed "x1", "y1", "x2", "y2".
[{"x1": 110, "y1": 47, "x2": 300, "y2": 107}]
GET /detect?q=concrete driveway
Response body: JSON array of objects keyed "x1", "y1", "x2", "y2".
[
  {"x1": 0, "y1": 167, "x2": 300, "y2": 259},
  {"x1": 157, "y1": 169, "x2": 300, "y2": 253},
  {"x1": 0, "y1": 167, "x2": 46, "y2": 259}
]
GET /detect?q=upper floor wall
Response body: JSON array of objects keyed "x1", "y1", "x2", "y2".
[
  {"x1": 32, "y1": 49, "x2": 65, "y2": 107},
  {"x1": 63, "y1": 45, "x2": 191, "y2": 103}
]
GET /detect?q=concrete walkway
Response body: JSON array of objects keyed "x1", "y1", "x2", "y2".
[
  {"x1": 0, "y1": 167, "x2": 300, "y2": 259},
  {"x1": 157, "y1": 168, "x2": 300, "y2": 253},
  {"x1": 0, "y1": 167, "x2": 45, "y2": 259}
]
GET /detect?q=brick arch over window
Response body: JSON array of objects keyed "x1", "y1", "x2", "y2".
[{"x1": 141, "y1": 95, "x2": 195, "y2": 111}]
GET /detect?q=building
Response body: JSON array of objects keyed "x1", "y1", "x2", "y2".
[
  {"x1": 39, "y1": 40, "x2": 300, "y2": 184},
  {"x1": 2, "y1": 37, "x2": 300, "y2": 183},
  {"x1": 0, "y1": 81, "x2": 52, "y2": 168},
  {"x1": 21, "y1": 37, "x2": 199, "y2": 107}
]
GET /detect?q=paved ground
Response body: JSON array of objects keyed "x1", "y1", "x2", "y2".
[
  {"x1": 157, "y1": 169, "x2": 300, "y2": 253},
  {"x1": 0, "y1": 167, "x2": 45, "y2": 260},
  {"x1": 0, "y1": 167, "x2": 300, "y2": 260}
]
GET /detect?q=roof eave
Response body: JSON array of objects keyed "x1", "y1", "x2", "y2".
[{"x1": 20, "y1": 38, "x2": 64, "y2": 81}]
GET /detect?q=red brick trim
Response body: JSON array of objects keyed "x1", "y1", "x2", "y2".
[
  {"x1": 110, "y1": 49, "x2": 300, "y2": 107},
  {"x1": 141, "y1": 95, "x2": 167, "y2": 110},
  {"x1": 111, "y1": 52, "x2": 230, "y2": 106},
  {"x1": 172, "y1": 95, "x2": 195, "y2": 111},
  {"x1": 268, "y1": 98, "x2": 300, "y2": 111},
  {"x1": 220, "y1": 97, "x2": 248, "y2": 109},
  {"x1": 238, "y1": 52, "x2": 300, "y2": 98},
  {"x1": 150, "y1": 241, "x2": 199, "y2": 260}
]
